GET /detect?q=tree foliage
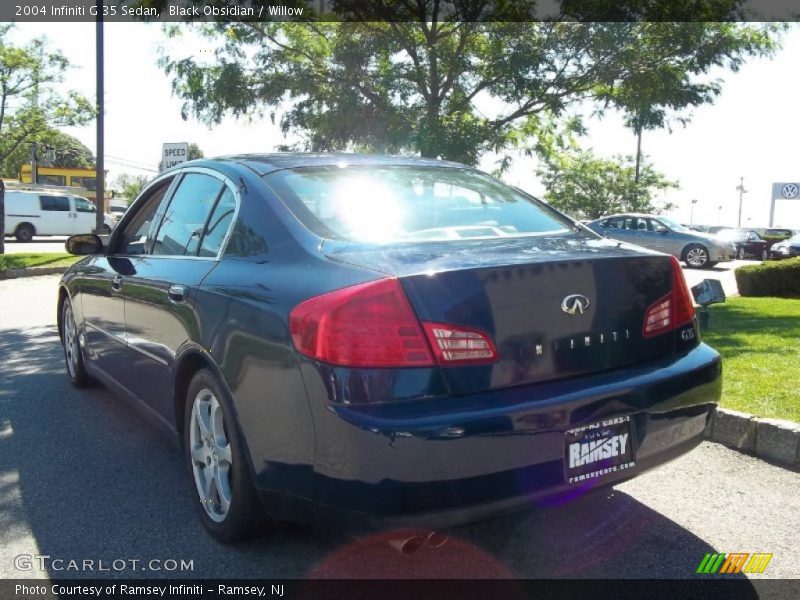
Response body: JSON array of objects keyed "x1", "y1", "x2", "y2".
[
  {"x1": 159, "y1": 6, "x2": 780, "y2": 165},
  {"x1": 112, "y1": 173, "x2": 151, "y2": 202},
  {"x1": 1, "y1": 129, "x2": 94, "y2": 178},
  {"x1": 537, "y1": 149, "x2": 677, "y2": 219},
  {"x1": 0, "y1": 25, "x2": 94, "y2": 253}
]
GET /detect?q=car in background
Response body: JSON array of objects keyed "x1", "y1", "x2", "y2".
[
  {"x1": 712, "y1": 228, "x2": 769, "y2": 261},
  {"x1": 587, "y1": 214, "x2": 736, "y2": 269},
  {"x1": 108, "y1": 204, "x2": 128, "y2": 223},
  {"x1": 57, "y1": 154, "x2": 721, "y2": 543},
  {"x1": 769, "y1": 233, "x2": 800, "y2": 259}
]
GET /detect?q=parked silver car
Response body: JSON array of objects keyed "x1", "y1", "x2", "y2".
[{"x1": 587, "y1": 214, "x2": 736, "y2": 269}]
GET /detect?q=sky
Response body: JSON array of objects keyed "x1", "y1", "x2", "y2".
[{"x1": 7, "y1": 21, "x2": 800, "y2": 229}]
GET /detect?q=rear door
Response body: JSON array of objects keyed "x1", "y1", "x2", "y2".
[{"x1": 119, "y1": 170, "x2": 237, "y2": 422}]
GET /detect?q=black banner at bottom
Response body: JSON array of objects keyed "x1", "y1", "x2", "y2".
[{"x1": 3, "y1": 579, "x2": 800, "y2": 600}]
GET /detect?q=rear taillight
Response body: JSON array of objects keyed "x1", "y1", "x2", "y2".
[
  {"x1": 642, "y1": 256, "x2": 696, "y2": 338},
  {"x1": 289, "y1": 278, "x2": 435, "y2": 367},
  {"x1": 289, "y1": 278, "x2": 500, "y2": 368},
  {"x1": 421, "y1": 322, "x2": 499, "y2": 365}
]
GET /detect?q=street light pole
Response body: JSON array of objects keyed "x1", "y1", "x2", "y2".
[
  {"x1": 690, "y1": 198, "x2": 698, "y2": 225},
  {"x1": 94, "y1": 0, "x2": 106, "y2": 233},
  {"x1": 735, "y1": 177, "x2": 747, "y2": 230}
]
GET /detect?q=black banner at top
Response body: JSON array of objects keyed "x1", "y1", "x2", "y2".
[{"x1": 2, "y1": 0, "x2": 800, "y2": 23}]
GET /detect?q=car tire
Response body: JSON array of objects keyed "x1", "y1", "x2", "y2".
[
  {"x1": 15, "y1": 223, "x2": 35, "y2": 243},
  {"x1": 683, "y1": 244, "x2": 710, "y2": 269},
  {"x1": 61, "y1": 297, "x2": 90, "y2": 388},
  {"x1": 184, "y1": 368, "x2": 261, "y2": 543}
]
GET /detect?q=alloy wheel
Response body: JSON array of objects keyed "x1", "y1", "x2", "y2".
[
  {"x1": 686, "y1": 247, "x2": 708, "y2": 267},
  {"x1": 189, "y1": 389, "x2": 234, "y2": 523},
  {"x1": 63, "y1": 303, "x2": 79, "y2": 378}
]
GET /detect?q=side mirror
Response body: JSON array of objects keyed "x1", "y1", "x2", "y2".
[
  {"x1": 657, "y1": 228, "x2": 669, "y2": 234},
  {"x1": 66, "y1": 234, "x2": 104, "y2": 255}
]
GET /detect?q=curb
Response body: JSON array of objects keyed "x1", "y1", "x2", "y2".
[
  {"x1": 705, "y1": 407, "x2": 800, "y2": 469},
  {"x1": 0, "y1": 266, "x2": 69, "y2": 280}
]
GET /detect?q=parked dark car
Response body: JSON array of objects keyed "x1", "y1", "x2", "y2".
[
  {"x1": 713, "y1": 228, "x2": 769, "y2": 260},
  {"x1": 769, "y1": 233, "x2": 800, "y2": 259},
  {"x1": 58, "y1": 155, "x2": 721, "y2": 542},
  {"x1": 587, "y1": 214, "x2": 735, "y2": 268}
]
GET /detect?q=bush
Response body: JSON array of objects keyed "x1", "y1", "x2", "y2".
[{"x1": 735, "y1": 257, "x2": 800, "y2": 297}]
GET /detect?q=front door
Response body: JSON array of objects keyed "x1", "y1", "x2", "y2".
[{"x1": 72, "y1": 196, "x2": 99, "y2": 234}]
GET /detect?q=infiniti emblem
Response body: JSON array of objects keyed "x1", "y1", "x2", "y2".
[{"x1": 561, "y1": 294, "x2": 590, "y2": 315}]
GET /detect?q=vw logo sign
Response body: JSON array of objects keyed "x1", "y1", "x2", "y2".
[
  {"x1": 561, "y1": 294, "x2": 590, "y2": 315},
  {"x1": 782, "y1": 183, "x2": 799, "y2": 199}
]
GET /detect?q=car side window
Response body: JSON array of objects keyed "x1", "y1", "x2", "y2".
[
  {"x1": 151, "y1": 173, "x2": 224, "y2": 257},
  {"x1": 40, "y1": 195, "x2": 70, "y2": 211},
  {"x1": 197, "y1": 187, "x2": 236, "y2": 257},
  {"x1": 114, "y1": 178, "x2": 174, "y2": 256},
  {"x1": 74, "y1": 197, "x2": 96, "y2": 213}
]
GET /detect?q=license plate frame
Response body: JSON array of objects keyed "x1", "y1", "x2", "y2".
[{"x1": 564, "y1": 416, "x2": 636, "y2": 484}]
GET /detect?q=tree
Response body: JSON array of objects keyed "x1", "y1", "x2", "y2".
[
  {"x1": 537, "y1": 148, "x2": 677, "y2": 219},
  {"x1": 1, "y1": 129, "x2": 94, "y2": 178},
  {"x1": 187, "y1": 142, "x2": 204, "y2": 160},
  {"x1": 159, "y1": 6, "x2": 779, "y2": 166},
  {"x1": 0, "y1": 25, "x2": 94, "y2": 253},
  {"x1": 112, "y1": 173, "x2": 150, "y2": 201}
]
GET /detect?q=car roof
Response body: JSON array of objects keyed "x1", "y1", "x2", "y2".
[
  {"x1": 591, "y1": 213, "x2": 665, "y2": 222},
  {"x1": 210, "y1": 153, "x2": 468, "y2": 176}
]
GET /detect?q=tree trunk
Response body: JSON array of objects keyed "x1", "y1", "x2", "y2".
[{"x1": 0, "y1": 178, "x2": 5, "y2": 255}]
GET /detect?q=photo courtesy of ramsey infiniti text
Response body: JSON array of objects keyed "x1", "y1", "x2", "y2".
[{"x1": 57, "y1": 154, "x2": 721, "y2": 542}]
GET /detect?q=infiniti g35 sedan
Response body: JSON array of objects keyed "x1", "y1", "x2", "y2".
[{"x1": 58, "y1": 154, "x2": 721, "y2": 542}]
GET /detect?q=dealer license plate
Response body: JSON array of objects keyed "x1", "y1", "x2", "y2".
[{"x1": 564, "y1": 415, "x2": 635, "y2": 484}]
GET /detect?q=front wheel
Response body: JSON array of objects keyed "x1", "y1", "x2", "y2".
[
  {"x1": 61, "y1": 298, "x2": 90, "y2": 387},
  {"x1": 684, "y1": 244, "x2": 710, "y2": 269},
  {"x1": 184, "y1": 369, "x2": 261, "y2": 543}
]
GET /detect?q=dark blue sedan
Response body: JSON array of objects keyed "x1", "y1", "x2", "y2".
[{"x1": 58, "y1": 154, "x2": 721, "y2": 542}]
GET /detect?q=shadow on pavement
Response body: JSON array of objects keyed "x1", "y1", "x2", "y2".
[{"x1": 0, "y1": 325, "x2": 754, "y2": 584}]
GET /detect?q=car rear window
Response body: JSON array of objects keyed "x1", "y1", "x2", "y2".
[{"x1": 264, "y1": 165, "x2": 570, "y2": 243}]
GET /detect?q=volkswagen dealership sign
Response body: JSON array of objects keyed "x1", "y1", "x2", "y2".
[{"x1": 769, "y1": 182, "x2": 800, "y2": 226}]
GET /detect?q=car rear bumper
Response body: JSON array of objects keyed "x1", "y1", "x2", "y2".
[{"x1": 264, "y1": 343, "x2": 721, "y2": 531}]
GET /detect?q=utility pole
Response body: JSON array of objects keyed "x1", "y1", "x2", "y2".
[
  {"x1": 736, "y1": 177, "x2": 747, "y2": 229},
  {"x1": 30, "y1": 142, "x2": 38, "y2": 184},
  {"x1": 94, "y1": 0, "x2": 106, "y2": 233}
]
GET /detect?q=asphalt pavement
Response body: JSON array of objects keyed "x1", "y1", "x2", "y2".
[{"x1": 0, "y1": 275, "x2": 798, "y2": 583}]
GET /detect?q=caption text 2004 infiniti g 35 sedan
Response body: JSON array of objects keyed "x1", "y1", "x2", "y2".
[{"x1": 58, "y1": 154, "x2": 721, "y2": 542}]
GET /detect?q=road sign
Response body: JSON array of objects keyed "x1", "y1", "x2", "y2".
[{"x1": 161, "y1": 142, "x2": 189, "y2": 171}]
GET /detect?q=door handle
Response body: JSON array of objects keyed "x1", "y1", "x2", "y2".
[
  {"x1": 168, "y1": 284, "x2": 187, "y2": 303},
  {"x1": 111, "y1": 275, "x2": 123, "y2": 292}
]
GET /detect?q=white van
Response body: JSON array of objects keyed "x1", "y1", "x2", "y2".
[{"x1": 3, "y1": 190, "x2": 110, "y2": 242}]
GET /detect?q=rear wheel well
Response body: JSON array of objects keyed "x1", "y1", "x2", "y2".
[{"x1": 174, "y1": 353, "x2": 213, "y2": 436}]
